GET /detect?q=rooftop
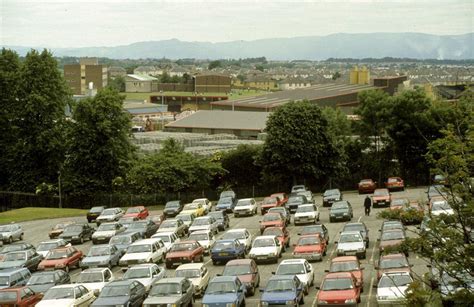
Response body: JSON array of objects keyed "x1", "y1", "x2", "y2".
[{"x1": 126, "y1": 74, "x2": 158, "y2": 81}]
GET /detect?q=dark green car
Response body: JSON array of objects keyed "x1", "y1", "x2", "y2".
[{"x1": 329, "y1": 201, "x2": 353, "y2": 222}]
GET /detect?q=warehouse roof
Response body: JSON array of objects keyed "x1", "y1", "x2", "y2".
[
  {"x1": 165, "y1": 110, "x2": 270, "y2": 131},
  {"x1": 126, "y1": 74, "x2": 158, "y2": 81}
]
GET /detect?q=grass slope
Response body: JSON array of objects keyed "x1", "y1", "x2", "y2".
[{"x1": 0, "y1": 207, "x2": 88, "y2": 224}]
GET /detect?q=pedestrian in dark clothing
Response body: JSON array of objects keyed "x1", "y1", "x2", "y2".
[{"x1": 364, "y1": 196, "x2": 371, "y2": 216}]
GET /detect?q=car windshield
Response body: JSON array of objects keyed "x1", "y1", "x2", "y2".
[
  {"x1": 380, "y1": 257, "x2": 409, "y2": 269},
  {"x1": 119, "y1": 217, "x2": 135, "y2": 224},
  {"x1": 339, "y1": 234, "x2": 362, "y2": 243},
  {"x1": 264, "y1": 228, "x2": 283, "y2": 236},
  {"x1": 381, "y1": 231, "x2": 405, "y2": 241},
  {"x1": 177, "y1": 215, "x2": 191, "y2": 222},
  {"x1": 379, "y1": 275, "x2": 412, "y2": 288},
  {"x1": 297, "y1": 206, "x2": 314, "y2": 213},
  {"x1": 37, "y1": 242, "x2": 59, "y2": 251},
  {"x1": 277, "y1": 264, "x2": 305, "y2": 275},
  {"x1": 322, "y1": 278, "x2": 354, "y2": 290},
  {"x1": 263, "y1": 214, "x2": 280, "y2": 222},
  {"x1": 78, "y1": 272, "x2": 104, "y2": 283},
  {"x1": 301, "y1": 226, "x2": 323, "y2": 236},
  {"x1": 100, "y1": 285, "x2": 129, "y2": 297},
  {"x1": 97, "y1": 224, "x2": 116, "y2": 231},
  {"x1": 253, "y1": 238, "x2": 275, "y2": 248},
  {"x1": 383, "y1": 222, "x2": 403, "y2": 230},
  {"x1": 88, "y1": 246, "x2": 110, "y2": 257},
  {"x1": 223, "y1": 232, "x2": 245, "y2": 240},
  {"x1": 236, "y1": 200, "x2": 251, "y2": 207},
  {"x1": 150, "y1": 283, "x2": 181, "y2": 296},
  {"x1": 189, "y1": 233, "x2": 209, "y2": 241},
  {"x1": 126, "y1": 208, "x2": 140, "y2": 214},
  {"x1": 288, "y1": 196, "x2": 303, "y2": 203},
  {"x1": 161, "y1": 220, "x2": 177, "y2": 228},
  {"x1": 220, "y1": 191, "x2": 235, "y2": 198},
  {"x1": 374, "y1": 190, "x2": 389, "y2": 196},
  {"x1": 28, "y1": 274, "x2": 55, "y2": 285},
  {"x1": 343, "y1": 225, "x2": 365, "y2": 233},
  {"x1": 123, "y1": 268, "x2": 150, "y2": 279},
  {"x1": 175, "y1": 269, "x2": 200, "y2": 278},
  {"x1": 43, "y1": 287, "x2": 75, "y2": 300},
  {"x1": 170, "y1": 243, "x2": 195, "y2": 252},
  {"x1": 110, "y1": 236, "x2": 131, "y2": 245},
  {"x1": 218, "y1": 197, "x2": 232, "y2": 205},
  {"x1": 165, "y1": 202, "x2": 180, "y2": 208},
  {"x1": 101, "y1": 209, "x2": 117, "y2": 216},
  {"x1": 324, "y1": 190, "x2": 339, "y2": 197},
  {"x1": 265, "y1": 279, "x2": 295, "y2": 292},
  {"x1": 269, "y1": 208, "x2": 285, "y2": 216},
  {"x1": 193, "y1": 219, "x2": 211, "y2": 226},
  {"x1": 332, "y1": 202, "x2": 348, "y2": 210},
  {"x1": 127, "y1": 244, "x2": 151, "y2": 253},
  {"x1": 432, "y1": 201, "x2": 451, "y2": 211},
  {"x1": 298, "y1": 237, "x2": 320, "y2": 246},
  {"x1": 330, "y1": 261, "x2": 359, "y2": 272},
  {"x1": 0, "y1": 226, "x2": 12, "y2": 232},
  {"x1": 4, "y1": 252, "x2": 26, "y2": 261},
  {"x1": 207, "y1": 281, "x2": 237, "y2": 294},
  {"x1": 264, "y1": 197, "x2": 277, "y2": 204},
  {"x1": 209, "y1": 213, "x2": 223, "y2": 220},
  {"x1": 388, "y1": 178, "x2": 400, "y2": 183},
  {"x1": 184, "y1": 204, "x2": 198, "y2": 210},
  {"x1": 47, "y1": 250, "x2": 69, "y2": 259},
  {"x1": 152, "y1": 235, "x2": 170, "y2": 243},
  {"x1": 129, "y1": 222, "x2": 147, "y2": 230},
  {"x1": 63, "y1": 225, "x2": 82, "y2": 234},
  {"x1": 0, "y1": 291, "x2": 18, "y2": 302},
  {"x1": 223, "y1": 264, "x2": 252, "y2": 275},
  {"x1": 90, "y1": 207, "x2": 103, "y2": 213},
  {"x1": 214, "y1": 241, "x2": 235, "y2": 249}
]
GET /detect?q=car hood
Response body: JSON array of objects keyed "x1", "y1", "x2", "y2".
[
  {"x1": 379, "y1": 240, "x2": 403, "y2": 248},
  {"x1": 77, "y1": 282, "x2": 107, "y2": 291},
  {"x1": 202, "y1": 293, "x2": 238, "y2": 304},
  {"x1": 377, "y1": 285, "x2": 408, "y2": 299},
  {"x1": 121, "y1": 252, "x2": 152, "y2": 261},
  {"x1": 261, "y1": 291, "x2": 295, "y2": 302},
  {"x1": 0, "y1": 260, "x2": 25, "y2": 268},
  {"x1": 167, "y1": 251, "x2": 192, "y2": 258},
  {"x1": 294, "y1": 245, "x2": 323, "y2": 253},
  {"x1": 94, "y1": 296, "x2": 129, "y2": 305},
  {"x1": 36, "y1": 299, "x2": 75, "y2": 307},
  {"x1": 40, "y1": 259, "x2": 68, "y2": 266},
  {"x1": 82, "y1": 255, "x2": 110, "y2": 263},
  {"x1": 295, "y1": 212, "x2": 316, "y2": 218},
  {"x1": 235, "y1": 205, "x2": 253, "y2": 210},
  {"x1": 250, "y1": 246, "x2": 277, "y2": 255},
  {"x1": 143, "y1": 295, "x2": 180, "y2": 304},
  {"x1": 92, "y1": 230, "x2": 116, "y2": 237},
  {"x1": 190, "y1": 225, "x2": 211, "y2": 232},
  {"x1": 337, "y1": 242, "x2": 364, "y2": 250},
  {"x1": 373, "y1": 196, "x2": 390, "y2": 201},
  {"x1": 318, "y1": 289, "x2": 357, "y2": 301},
  {"x1": 27, "y1": 283, "x2": 55, "y2": 293}
]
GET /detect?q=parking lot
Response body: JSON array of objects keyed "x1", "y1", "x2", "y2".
[{"x1": 18, "y1": 186, "x2": 429, "y2": 306}]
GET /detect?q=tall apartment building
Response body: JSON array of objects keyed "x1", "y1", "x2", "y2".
[{"x1": 64, "y1": 58, "x2": 108, "y2": 95}]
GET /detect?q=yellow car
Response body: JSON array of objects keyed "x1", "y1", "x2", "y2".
[{"x1": 181, "y1": 203, "x2": 205, "y2": 217}]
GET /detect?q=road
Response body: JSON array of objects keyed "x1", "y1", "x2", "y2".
[{"x1": 18, "y1": 187, "x2": 429, "y2": 306}]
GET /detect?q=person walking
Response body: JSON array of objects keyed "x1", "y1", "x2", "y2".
[{"x1": 364, "y1": 195, "x2": 372, "y2": 216}]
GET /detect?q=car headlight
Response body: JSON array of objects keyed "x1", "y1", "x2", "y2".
[
  {"x1": 260, "y1": 302, "x2": 269, "y2": 307},
  {"x1": 343, "y1": 213, "x2": 348, "y2": 215},
  {"x1": 167, "y1": 304, "x2": 178, "y2": 307},
  {"x1": 337, "y1": 249, "x2": 344, "y2": 253},
  {"x1": 226, "y1": 303, "x2": 236, "y2": 307},
  {"x1": 330, "y1": 214, "x2": 335, "y2": 217},
  {"x1": 358, "y1": 247, "x2": 365, "y2": 251},
  {"x1": 345, "y1": 298, "x2": 356, "y2": 303},
  {"x1": 318, "y1": 300, "x2": 328, "y2": 304},
  {"x1": 249, "y1": 254, "x2": 255, "y2": 258}
]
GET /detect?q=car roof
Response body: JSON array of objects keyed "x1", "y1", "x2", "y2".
[
  {"x1": 254, "y1": 235, "x2": 277, "y2": 240},
  {"x1": 226, "y1": 228, "x2": 247, "y2": 233},
  {"x1": 130, "y1": 238, "x2": 162, "y2": 245},
  {"x1": 279, "y1": 259, "x2": 306, "y2": 265},
  {"x1": 210, "y1": 276, "x2": 238, "y2": 282},
  {"x1": 380, "y1": 271, "x2": 411, "y2": 277},
  {"x1": 0, "y1": 267, "x2": 29, "y2": 275},
  {"x1": 152, "y1": 231, "x2": 175, "y2": 236},
  {"x1": 127, "y1": 263, "x2": 158, "y2": 269},
  {"x1": 298, "y1": 204, "x2": 314, "y2": 208},
  {"x1": 40, "y1": 239, "x2": 65, "y2": 243},
  {"x1": 49, "y1": 284, "x2": 79, "y2": 289},
  {"x1": 194, "y1": 216, "x2": 211, "y2": 220},
  {"x1": 238, "y1": 198, "x2": 253, "y2": 201},
  {"x1": 340, "y1": 231, "x2": 363, "y2": 236},
  {"x1": 215, "y1": 239, "x2": 237, "y2": 244},
  {"x1": 177, "y1": 240, "x2": 198, "y2": 244},
  {"x1": 226, "y1": 259, "x2": 253, "y2": 266},
  {"x1": 81, "y1": 268, "x2": 110, "y2": 273},
  {"x1": 175, "y1": 263, "x2": 204, "y2": 270},
  {"x1": 332, "y1": 256, "x2": 358, "y2": 262},
  {"x1": 325, "y1": 272, "x2": 354, "y2": 279},
  {"x1": 190, "y1": 230, "x2": 212, "y2": 235},
  {"x1": 380, "y1": 253, "x2": 406, "y2": 260}
]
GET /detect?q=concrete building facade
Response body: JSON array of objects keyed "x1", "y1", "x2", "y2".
[
  {"x1": 64, "y1": 58, "x2": 108, "y2": 95},
  {"x1": 125, "y1": 74, "x2": 159, "y2": 92}
]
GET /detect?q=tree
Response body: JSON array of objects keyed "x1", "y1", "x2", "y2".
[
  {"x1": 107, "y1": 76, "x2": 125, "y2": 92},
  {"x1": 208, "y1": 60, "x2": 222, "y2": 70},
  {"x1": 332, "y1": 71, "x2": 341, "y2": 80},
  {"x1": 220, "y1": 145, "x2": 262, "y2": 187},
  {"x1": 260, "y1": 101, "x2": 343, "y2": 186},
  {"x1": 255, "y1": 64, "x2": 265, "y2": 72},
  {"x1": 63, "y1": 88, "x2": 135, "y2": 194}
]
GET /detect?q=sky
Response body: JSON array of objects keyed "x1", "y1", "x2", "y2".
[{"x1": 1, "y1": 0, "x2": 473, "y2": 48}]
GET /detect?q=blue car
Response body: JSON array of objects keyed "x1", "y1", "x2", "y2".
[
  {"x1": 211, "y1": 239, "x2": 246, "y2": 265},
  {"x1": 216, "y1": 197, "x2": 236, "y2": 212},
  {"x1": 202, "y1": 276, "x2": 246, "y2": 307},
  {"x1": 260, "y1": 275, "x2": 305, "y2": 306}
]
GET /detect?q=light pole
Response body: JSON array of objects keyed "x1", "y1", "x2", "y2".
[{"x1": 58, "y1": 171, "x2": 62, "y2": 209}]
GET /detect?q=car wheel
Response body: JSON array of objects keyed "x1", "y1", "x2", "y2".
[
  {"x1": 304, "y1": 284, "x2": 308, "y2": 295},
  {"x1": 301, "y1": 295, "x2": 305, "y2": 304},
  {"x1": 241, "y1": 299, "x2": 245, "y2": 307},
  {"x1": 19, "y1": 234, "x2": 24, "y2": 241},
  {"x1": 329, "y1": 218, "x2": 333, "y2": 223},
  {"x1": 286, "y1": 240, "x2": 290, "y2": 248},
  {"x1": 7, "y1": 237, "x2": 12, "y2": 244},
  {"x1": 199, "y1": 254, "x2": 204, "y2": 262},
  {"x1": 108, "y1": 261, "x2": 112, "y2": 269},
  {"x1": 80, "y1": 237, "x2": 84, "y2": 244},
  {"x1": 65, "y1": 265, "x2": 69, "y2": 273}
]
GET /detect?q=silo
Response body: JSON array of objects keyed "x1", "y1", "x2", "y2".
[
  {"x1": 350, "y1": 66, "x2": 359, "y2": 85},
  {"x1": 358, "y1": 66, "x2": 370, "y2": 85}
]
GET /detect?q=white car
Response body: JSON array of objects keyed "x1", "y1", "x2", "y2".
[
  {"x1": 297, "y1": 190, "x2": 313, "y2": 203},
  {"x1": 430, "y1": 200, "x2": 454, "y2": 216},
  {"x1": 75, "y1": 267, "x2": 115, "y2": 294},
  {"x1": 336, "y1": 231, "x2": 366, "y2": 259},
  {"x1": 176, "y1": 213, "x2": 196, "y2": 228},
  {"x1": 119, "y1": 238, "x2": 166, "y2": 266},
  {"x1": 192, "y1": 198, "x2": 212, "y2": 213},
  {"x1": 188, "y1": 230, "x2": 215, "y2": 254},
  {"x1": 36, "y1": 239, "x2": 68, "y2": 258},
  {"x1": 36, "y1": 284, "x2": 96, "y2": 307},
  {"x1": 0, "y1": 223, "x2": 23, "y2": 244},
  {"x1": 377, "y1": 271, "x2": 413, "y2": 305},
  {"x1": 222, "y1": 229, "x2": 252, "y2": 251},
  {"x1": 91, "y1": 222, "x2": 125, "y2": 244},
  {"x1": 234, "y1": 198, "x2": 258, "y2": 217},
  {"x1": 151, "y1": 231, "x2": 181, "y2": 252},
  {"x1": 122, "y1": 263, "x2": 166, "y2": 291},
  {"x1": 249, "y1": 235, "x2": 283, "y2": 263},
  {"x1": 157, "y1": 219, "x2": 187, "y2": 237},
  {"x1": 275, "y1": 259, "x2": 314, "y2": 294},
  {"x1": 291, "y1": 185, "x2": 307, "y2": 193},
  {"x1": 189, "y1": 216, "x2": 219, "y2": 235},
  {"x1": 96, "y1": 207, "x2": 124, "y2": 224},
  {"x1": 175, "y1": 263, "x2": 210, "y2": 297},
  {"x1": 294, "y1": 204, "x2": 320, "y2": 225}
]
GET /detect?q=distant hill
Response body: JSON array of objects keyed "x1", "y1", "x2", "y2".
[{"x1": 4, "y1": 32, "x2": 473, "y2": 60}]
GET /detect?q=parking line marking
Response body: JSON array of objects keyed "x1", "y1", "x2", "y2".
[
  {"x1": 358, "y1": 216, "x2": 362, "y2": 222},
  {"x1": 369, "y1": 240, "x2": 377, "y2": 263},
  {"x1": 312, "y1": 292, "x2": 318, "y2": 307},
  {"x1": 367, "y1": 276, "x2": 375, "y2": 307}
]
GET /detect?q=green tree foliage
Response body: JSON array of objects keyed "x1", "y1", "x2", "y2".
[
  {"x1": 260, "y1": 101, "x2": 343, "y2": 185},
  {"x1": 63, "y1": 88, "x2": 135, "y2": 194},
  {"x1": 332, "y1": 71, "x2": 341, "y2": 80},
  {"x1": 220, "y1": 145, "x2": 262, "y2": 187},
  {"x1": 208, "y1": 60, "x2": 222, "y2": 70},
  {"x1": 107, "y1": 76, "x2": 125, "y2": 92}
]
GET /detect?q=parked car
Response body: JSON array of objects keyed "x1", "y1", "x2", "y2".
[
  {"x1": 59, "y1": 223, "x2": 94, "y2": 244},
  {"x1": 124, "y1": 206, "x2": 149, "y2": 220},
  {"x1": 211, "y1": 239, "x2": 246, "y2": 265},
  {"x1": 385, "y1": 177, "x2": 405, "y2": 191},
  {"x1": 0, "y1": 286, "x2": 43, "y2": 306},
  {"x1": 157, "y1": 218, "x2": 187, "y2": 237},
  {"x1": 126, "y1": 219, "x2": 159, "y2": 238},
  {"x1": 298, "y1": 224, "x2": 330, "y2": 244},
  {"x1": 151, "y1": 231, "x2": 181, "y2": 252},
  {"x1": 175, "y1": 213, "x2": 196, "y2": 230},
  {"x1": 163, "y1": 200, "x2": 183, "y2": 217},
  {"x1": 234, "y1": 198, "x2": 258, "y2": 217},
  {"x1": 400, "y1": 201, "x2": 424, "y2": 225},
  {"x1": 430, "y1": 199, "x2": 454, "y2": 216},
  {"x1": 221, "y1": 259, "x2": 260, "y2": 296},
  {"x1": 216, "y1": 196, "x2": 237, "y2": 213},
  {"x1": 202, "y1": 276, "x2": 246, "y2": 307},
  {"x1": 259, "y1": 212, "x2": 285, "y2": 234},
  {"x1": 260, "y1": 275, "x2": 305, "y2": 306},
  {"x1": 165, "y1": 240, "x2": 204, "y2": 269},
  {"x1": 286, "y1": 194, "x2": 308, "y2": 214},
  {"x1": 380, "y1": 220, "x2": 405, "y2": 233},
  {"x1": 80, "y1": 244, "x2": 122, "y2": 269},
  {"x1": 329, "y1": 201, "x2": 353, "y2": 222},
  {"x1": 294, "y1": 204, "x2": 320, "y2": 225},
  {"x1": 292, "y1": 234, "x2": 327, "y2": 262},
  {"x1": 291, "y1": 185, "x2": 307, "y2": 193},
  {"x1": 322, "y1": 189, "x2": 342, "y2": 207},
  {"x1": 376, "y1": 272, "x2": 413, "y2": 305},
  {"x1": 91, "y1": 279, "x2": 146, "y2": 307},
  {"x1": 181, "y1": 202, "x2": 206, "y2": 217},
  {"x1": 143, "y1": 277, "x2": 194, "y2": 307},
  {"x1": 75, "y1": 267, "x2": 115, "y2": 294},
  {"x1": 0, "y1": 223, "x2": 24, "y2": 244},
  {"x1": 390, "y1": 198, "x2": 409, "y2": 211},
  {"x1": 118, "y1": 216, "x2": 137, "y2": 229},
  {"x1": 260, "y1": 196, "x2": 282, "y2": 215},
  {"x1": 175, "y1": 263, "x2": 209, "y2": 297},
  {"x1": 208, "y1": 210, "x2": 230, "y2": 231},
  {"x1": 433, "y1": 174, "x2": 448, "y2": 185},
  {"x1": 119, "y1": 238, "x2": 166, "y2": 267},
  {"x1": 376, "y1": 253, "x2": 412, "y2": 280},
  {"x1": 248, "y1": 235, "x2": 283, "y2": 264},
  {"x1": 297, "y1": 190, "x2": 313, "y2": 203},
  {"x1": 87, "y1": 206, "x2": 105, "y2": 223},
  {"x1": 189, "y1": 216, "x2": 219, "y2": 235},
  {"x1": 36, "y1": 239, "x2": 68, "y2": 258},
  {"x1": 0, "y1": 268, "x2": 31, "y2": 290},
  {"x1": 316, "y1": 272, "x2": 361, "y2": 306},
  {"x1": 268, "y1": 206, "x2": 291, "y2": 225},
  {"x1": 358, "y1": 179, "x2": 376, "y2": 194},
  {"x1": 271, "y1": 192, "x2": 288, "y2": 205},
  {"x1": 122, "y1": 263, "x2": 166, "y2": 291},
  {"x1": 335, "y1": 231, "x2": 366, "y2": 259},
  {"x1": 263, "y1": 227, "x2": 290, "y2": 251},
  {"x1": 220, "y1": 190, "x2": 236, "y2": 201},
  {"x1": 373, "y1": 188, "x2": 392, "y2": 208},
  {"x1": 147, "y1": 213, "x2": 165, "y2": 228},
  {"x1": 0, "y1": 250, "x2": 43, "y2": 271},
  {"x1": 275, "y1": 259, "x2": 314, "y2": 294},
  {"x1": 36, "y1": 284, "x2": 96, "y2": 307},
  {"x1": 92, "y1": 222, "x2": 125, "y2": 244},
  {"x1": 188, "y1": 230, "x2": 216, "y2": 254},
  {"x1": 48, "y1": 221, "x2": 75, "y2": 239},
  {"x1": 0, "y1": 242, "x2": 35, "y2": 261},
  {"x1": 96, "y1": 207, "x2": 124, "y2": 225},
  {"x1": 378, "y1": 229, "x2": 406, "y2": 255},
  {"x1": 109, "y1": 231, "x2": 141, "y2": 255},
  {"x1": 37, "y1": 246, "x2": 83, "y2": 272},
  {"x1": 326, "y1": 256, "x2": 364, "y2": 289},
  {"x1": 192, "y1": 198, "x2": 212, "y2": 214},
  {"x1": 342, "y1": 222, "x2": 369, "y2": 248},
  {"x1": 427, "y1": 184, "x2": 447, "y2": 202},
  {"x1": 222, "y1": 229, "x2": 252, "y2": 252},
  {"x1": 27, "y1": 270, "x2": 70, "y2": 294}
]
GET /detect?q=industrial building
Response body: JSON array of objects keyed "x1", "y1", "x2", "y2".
[
  {"x1": 64, "y1": 58, "x2": 108, "y2": 95},
  {"x1": 125, "y1": 74, "x2": 159, "y2": 92}
]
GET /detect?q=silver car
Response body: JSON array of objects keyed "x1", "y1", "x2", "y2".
[{"x1": 0, "y1": 224, "x2": 24, "y2": 244}]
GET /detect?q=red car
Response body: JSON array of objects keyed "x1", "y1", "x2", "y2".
[
  {"x1": 326, "y1": 256, "x2": 364, "y2": 289},
  {"x1": 270, "y1": 192, "x2": 288, "y2": 205},
  {"x1": 385, "y1": 177, "x2": 405, "y2": 191},
  {"x1": 165, "y1": 240, "x2": 204, "y2": 269},
  {"x1": 376, "y1": 253, "x2": 412, "y2": 280},
  {"x1": 263, "y1": 227, "x2": 290, "y2": 250},
  {"x1": 37, "y1": 246, "x2": 83, "y2": 272},
  {"x1": 0, "y1": 287, "x2": 43, "y2": 306},
  {"x1": 358, "y1": 179, "x2": 376, "y2": 194},
  {"x1": 316, "y1": 272, "x2": 361, "y2": 306},
  {"x1": 222, "y1": 259, "x2": 260, "y2": 296},
  {"x1": 292, "y1": 234, "x2": 327, "y2": 262},
  {"x1": 124, "y1": 206, "x2": 149, "y2": 219},
  {"x1": 372, "y1": 188, "x2": 391, "y2": 208},
  {"x1": 260, "y1": 196, "x2": 281, "y2": 215},
  {"x1": 259, "y1": 213, "x2": 285, "y2": 234}
]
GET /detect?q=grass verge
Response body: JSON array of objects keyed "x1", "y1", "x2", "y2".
[{"x1": 0, "y1": 207, "x2": 88, "y2": 224}]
